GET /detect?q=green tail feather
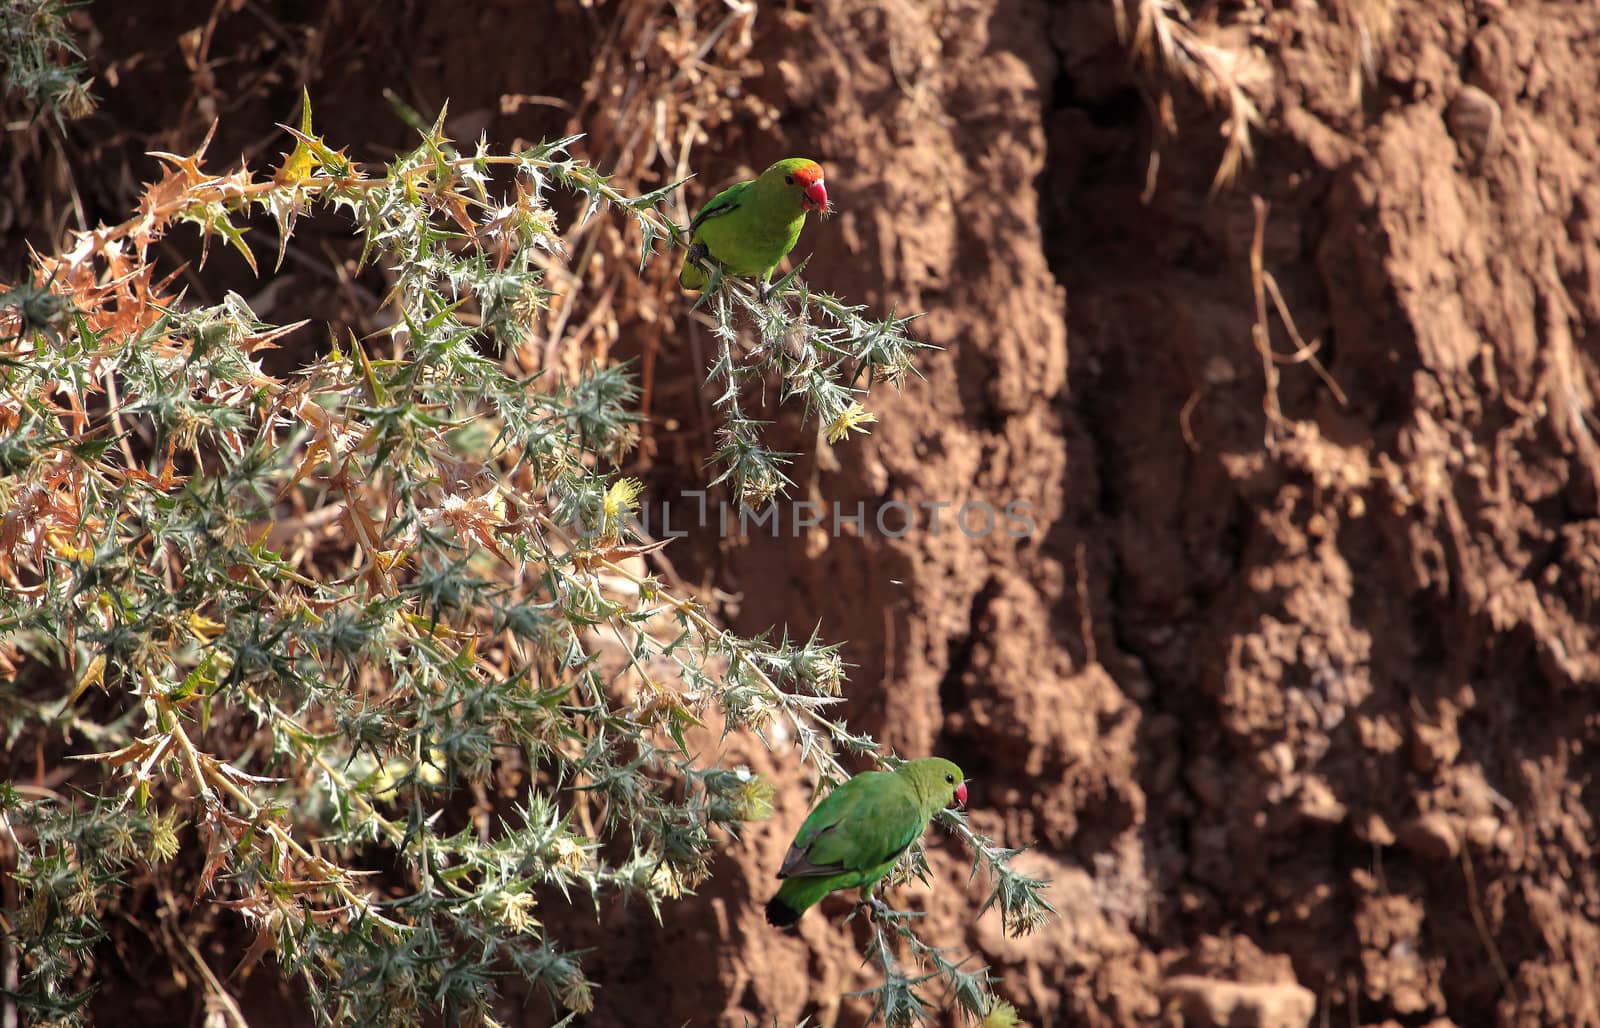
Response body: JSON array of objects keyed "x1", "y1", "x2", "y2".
[
  {"x1": 765, "y1": 893, "x2": 802, "y2": 928},
  {"x1": 765, "y1": 874, "x2": 859, "y2": 928},
  {"x1": 678, "y1": 251, "x2": 707, "y2": 290}
]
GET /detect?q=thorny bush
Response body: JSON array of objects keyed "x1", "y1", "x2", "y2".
[{"x1": 0, "y1": 94, "x2": 1051, "y2": 1027}]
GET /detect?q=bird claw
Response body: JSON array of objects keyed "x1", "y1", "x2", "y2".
[
  {"x1": 855, "y1": 895, "x2": 891, "y2": 923},
  {"x1": 688, "y1": 245, "x2": 724, "y2": 313}
]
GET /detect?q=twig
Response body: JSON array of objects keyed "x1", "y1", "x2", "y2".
[
  {"x1": 1459, "y1": 846, "x2": 1515, "y2": 1003},
  {"x1": 1075, "y1": 542, "x2": 1097, "y2": 668},
  {"x1": 179, "y1": 936, "x2": 250, "y2": 1028},
  {"x1": 1249, "y1": 196, "x2": 1284, "y2": 446},
  {"x1": 1247, "y1": 196, "x2": 1348, "y2": 440},
  {"x1": 1262, "y1": 268, "x2": 1347, "y2": 407}
]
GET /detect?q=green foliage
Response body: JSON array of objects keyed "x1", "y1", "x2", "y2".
[
  {"x1": 0, "y1": 0, "x2": 94, "y2": 121},
  {"x1": 0, "y1": 92, "x2": 1049, "y2": 1027},
  {"x1": 688, "y1": 253, "x2": 930, "y2": 507},
  {"x1": 842, "y1": 806, "x2": 1054, "y2": 1027}
]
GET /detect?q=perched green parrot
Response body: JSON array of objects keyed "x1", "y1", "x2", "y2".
[
  {"x1": 765, "y1": 758, "x2": 967, "y2": 928},
  {"x1": 678, "y1": 157, "x2": 829, "y2": 297}
]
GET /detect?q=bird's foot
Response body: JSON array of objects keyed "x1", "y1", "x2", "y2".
[
  {"x1": 855, "y1": 895, "x2": 891, "y2": 923},
  {"x1": 689, "y1": 249, "x2": 724, "y2": 312}
]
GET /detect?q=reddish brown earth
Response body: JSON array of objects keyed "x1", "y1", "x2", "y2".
[{"x1": 13, "y1": 0, "x2": 1600, "y2": 1025}]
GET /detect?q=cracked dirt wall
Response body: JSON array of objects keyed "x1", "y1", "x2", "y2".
[{"x1": 19, "y1": 0, "x2": 1600, "y2": 1024}]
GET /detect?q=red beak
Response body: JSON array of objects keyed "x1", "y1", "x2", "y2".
[
  {"x1": 954, "y1": 782, "x2": 968, "y2": 807},
  {"x1": 803, "y1": 178, "x2": 828, "y2": 212}
]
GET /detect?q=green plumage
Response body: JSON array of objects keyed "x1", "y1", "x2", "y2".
[
  {"x1": 765, "y1": 758, "x2": 965, "y2": 928},
  {"x1": 679, "y1": 157, "x2": 825, "y2": 291}
]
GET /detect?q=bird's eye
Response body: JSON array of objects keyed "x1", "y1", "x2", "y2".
[
  {"x1": 785, "y1": 175, "x2": 795, "y2": 185},
  {"x1": 945, "y1": 774, "x2": 954, "y2": 783}
]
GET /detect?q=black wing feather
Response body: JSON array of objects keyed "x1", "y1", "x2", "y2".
[{"x1": 689, "y1": 180, "x2": 750, "y2": 231}]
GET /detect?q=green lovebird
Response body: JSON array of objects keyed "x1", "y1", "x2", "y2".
[
  {"x1": 678, "y1": 157, "x2": 829, "y2": 295},
  {"x1": 765, "y1": 758, "x2": 967, "y2": 928}
]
